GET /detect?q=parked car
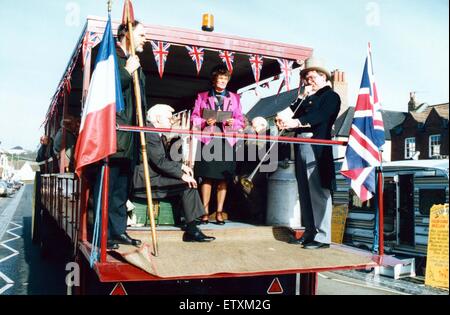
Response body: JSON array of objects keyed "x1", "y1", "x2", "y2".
[
  {"x1": 0, "y1": 181, "x2": 8, "y2": 197},
  {"x1": 0, "y1": 180, "x2": 15, "y2": 196},
  {"x1": 12, "y1": 180, "x2": 23, "y2": 190}
]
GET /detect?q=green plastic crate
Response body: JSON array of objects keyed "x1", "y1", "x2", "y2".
[{"x1": 132, "y1": 198, "x2": 176, "y2": 226}]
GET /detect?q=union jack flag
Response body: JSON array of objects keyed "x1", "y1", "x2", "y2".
[
  {"x1": 249, "y1": 54, "x2": 264, "y2": 83},
  {"x1": 277, "y1": 59, "x2": 294, "y2": 92},
  {"x1": 340, "y1": 43, "x2": 385, "y2": 202},
  {"x1": 219, "y1": 50, "x2": 235, "y2": 74},
  {"x1": 186, "y1": 46, "x2": 204, "y2": 75},
  {"x1": 151, "y1": 41, "x2": 171, "y2": 78},
  {"x1": 82, "y1": 32, "x2": 102, "y2": 67}
]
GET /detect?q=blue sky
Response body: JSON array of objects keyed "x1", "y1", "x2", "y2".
[{"x1": 0, "y1": 0, "x2": 448, "y2": 150}]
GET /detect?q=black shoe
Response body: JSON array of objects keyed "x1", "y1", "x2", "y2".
[
  {"x1": 215, "y1": 213, "x2": 226, "y2": 225},
  {"x1": 107, "y1": 240, "x2": 119, "y2": 250},
  {"x1": 111, "y1": 233, "x2": 142, "y2": 247},
  {"x1": 183, "y1": 230, "x2": 216, "y2": 242},
  {"x1": 288, "y1": 235, "x2": 314, "y2": 245},
  {"x1": 198, "y1": 215, "x2": 209, "y2": 225},
  {"x1": 302, "y1": 241, "x2": 330, "y2": 249}
]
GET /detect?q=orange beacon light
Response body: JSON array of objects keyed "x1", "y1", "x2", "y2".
[{"x1": 202, "y1": 14, "x2": 214, "y2": 32}]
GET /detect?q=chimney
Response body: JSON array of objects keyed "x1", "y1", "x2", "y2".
[
  {"x1": 408, "y1": 92, "x2": 417, "y2": 112},
  {"x1": 331, "y1": 69, "x2": 348, "y2": 117}
]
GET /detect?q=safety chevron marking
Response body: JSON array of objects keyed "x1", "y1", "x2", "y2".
[
  {"x1": 0, "y1": 271, "x2": 14, "y2": 295},
  {"x1": 0, "y1": 222, "x2": 22, "y2": 294}
]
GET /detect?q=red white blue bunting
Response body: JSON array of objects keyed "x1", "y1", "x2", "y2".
[
  {"x1": 277, "y1": 59, "x2": 294, "y2": 91},
  {"x1": 186, "y1": 45, "x2": 205, "y2": 75},
  {"x1": 82, "y1": 32, "x2": 102, "y2": 67},
  {"x1": 219, "y1": 50, "x2": 235, "y2": 74},
  {"x1": 249, "y1": 54, "x2": 264, "y2": 83},
  {"x1": 151, "y1": 40, "x2": 171, "y2": 78}
]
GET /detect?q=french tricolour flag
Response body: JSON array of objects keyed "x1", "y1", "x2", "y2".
[{"x1": 75, "y1": 16, "x2": 124, "y2": 176}]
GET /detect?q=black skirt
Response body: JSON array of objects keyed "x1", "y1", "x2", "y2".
[{"x1": 194, "y1": 138, "x2": 236, "y2": 180}]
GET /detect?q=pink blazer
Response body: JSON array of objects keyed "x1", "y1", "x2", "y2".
[{"x1": 191, "y1": 91, "x2": 245, "y2": 147}]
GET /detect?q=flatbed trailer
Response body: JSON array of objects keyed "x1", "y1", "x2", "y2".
[{"x1": 34, "y1": 16, "x2": 395, "y2": 295}]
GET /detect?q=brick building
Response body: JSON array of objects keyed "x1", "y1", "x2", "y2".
[{"x1": 390, "y1": 93, "x2": 448, "y2": 161}]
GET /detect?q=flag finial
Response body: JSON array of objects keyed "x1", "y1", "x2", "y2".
[{"x1": 107, "y1": 0, "x2": 113, "y2": 13}]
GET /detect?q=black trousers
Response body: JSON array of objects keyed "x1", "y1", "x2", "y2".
[
  {"x1": 165, "y1": 185, "x2": 205, "y2": 223},
  {"x1": 94, "y1": 159, "x2": 133, "y2": 239}
]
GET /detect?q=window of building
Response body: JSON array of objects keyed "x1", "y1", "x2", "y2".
[
  {"x1": 429, "y1": 134, "x2": 441, "y2": 158},
  {"x1": 404, "y1": 137, "x2": 416, "y2": 159}
]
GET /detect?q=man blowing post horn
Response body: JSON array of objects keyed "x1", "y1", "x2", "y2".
[
  {"x1": 133, "y1": 105, "x2": 216, "y2": 242},
  {"x1": 276, "y1": 57, "x2": 340, "y2": 250}
]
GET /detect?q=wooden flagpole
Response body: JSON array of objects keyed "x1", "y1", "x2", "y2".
[{"x1": 123, "y1": 0, "x2": 158, "y2": 256}]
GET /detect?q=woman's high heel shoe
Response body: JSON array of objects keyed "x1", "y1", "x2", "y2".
[
  {"x1": 215, "y1": 213, "x2": 226, "y2": 225},
  {"x1": 199, "y1": 215, "x2": 209, "y2": 225}
]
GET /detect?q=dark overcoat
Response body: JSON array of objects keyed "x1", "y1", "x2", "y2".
[
  {"x1": 291, "y1": 86, "x2": 341, "y2": 190},
  {"x1": 111, "y1": 45, "x2": 148, "y2": 162}
]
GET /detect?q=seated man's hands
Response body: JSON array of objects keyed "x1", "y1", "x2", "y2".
[
  {"x1": 181, "y1": 164, "x2": 194, "y2": 177},
  {"x1": 182, "y1": 174, "x2": 198, "y2": 189}
]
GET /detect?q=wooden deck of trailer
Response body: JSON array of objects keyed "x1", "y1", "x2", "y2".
[{"x1": 78, "y1": 224, "x2": 385, "y2": 283}]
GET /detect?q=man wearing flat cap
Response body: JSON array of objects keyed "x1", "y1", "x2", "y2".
[
  {"x1": 133, "y1": 104, "x2": 216, "y2": 242},
  {"x1": 276, "y1": 57, "x2": 341, "y2": 249}
]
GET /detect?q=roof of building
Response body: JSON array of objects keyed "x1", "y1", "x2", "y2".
[
  {"x1": 410, "y1": 103, "x2": 449, "y2": 122},
  {"x1": 333, "y1": 107, "x2": 407, "y2": 140},
  {"x1": 432, "y1": 103, "x2": 449, "y2": 119},
  {"x1": 410, "y1": 110, "x2": 430, "y2": 123}
]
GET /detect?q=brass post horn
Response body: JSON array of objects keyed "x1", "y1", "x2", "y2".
[{"x1": 239, "y1": 95, "x2": 309, "y2": 194}]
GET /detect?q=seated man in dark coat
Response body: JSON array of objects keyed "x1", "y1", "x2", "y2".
[{"x1": 133, "y1": 104, "x2": 215, "y2": 242}]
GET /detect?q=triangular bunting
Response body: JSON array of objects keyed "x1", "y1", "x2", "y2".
[
  {"x1": 249, "y1": 54, "x2": 264, "y2": 83},
  {"x1": 186, "y1": 45, "x2": 205, "y2": 75},
  {"x1": 151, "y1": 41, "x2": 171, "y2": 78},
  {"x1": 277, "y1": 59, "x2": 294, "y2": 91},
  {"x1": 219, "y1": 50, "x2": 235, "y2": 74},
  {"x1": 82, "y1": 32, "x2": 102, "y2": 67}
]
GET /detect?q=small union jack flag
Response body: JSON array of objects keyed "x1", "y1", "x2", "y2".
[
  {"x1": 82, "y1": 32, "x2": 102, "y2": 67},
  {"x1": 151, "y1": 41, "x2": 171, "y2": 78},
  {"x1": 186, "y1": 46, "x2": 205, "y2": 75},
  {"x1": 277, "y1": 59, "x2": 294, "y2": 92},
  {"x1": 249, "y1": 54, "x2": 264, "y2": 83},
  {"x1": 340, "y1": 43, "x2": 385, "y2": 202},
  {"x1": 219, "y1": 50, "x2": 235, "y2": 74}
]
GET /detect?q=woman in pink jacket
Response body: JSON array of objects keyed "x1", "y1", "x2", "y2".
[{"x1": 191, "y1": 65, "x2": 245, "y2": 224}]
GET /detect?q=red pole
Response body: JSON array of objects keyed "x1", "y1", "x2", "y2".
[
  {"x1": 118, "y1": 125, "x2": 348, "y2": 147},
  {"x1": 100, "y1": 160, "x2": 110, "y2": 262},
  {"x1": 377, "y1": 169, "x2": 384, "y2": 256}
]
